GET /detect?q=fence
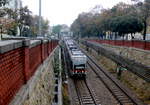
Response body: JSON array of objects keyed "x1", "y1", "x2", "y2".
[
  {"x1": 90, "y1": 40, "x2": 150, "y2": 51},
  {"x1": 81, "y1": 40, "x2": 150, "y2": 82},
  {"x1": 0, "y1": 39, "x2": 59, "y2": 105}
]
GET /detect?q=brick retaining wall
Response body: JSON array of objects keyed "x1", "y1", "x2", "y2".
[
  {"x1": 0, "y1": 39, "x2": 59, "y2": 105},
  {"x1": 90, "y1": 40, "x2": 150, "y2": 51}
]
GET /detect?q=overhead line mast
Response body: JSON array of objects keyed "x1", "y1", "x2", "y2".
[{"x1": 39, "y1": 0, "x2": 42, "y2": 36}]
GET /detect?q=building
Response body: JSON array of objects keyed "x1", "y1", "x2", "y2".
[{"x1": 60, "y1": 25, "x2": 73, "y2": 39}]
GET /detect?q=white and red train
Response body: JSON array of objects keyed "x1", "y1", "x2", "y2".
[{"x1": 64, "y1": 39, "x2": 87, "y2": 78}]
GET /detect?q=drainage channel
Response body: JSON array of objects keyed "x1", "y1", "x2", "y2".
[{"x1": 52, "y1": 48, "x2": 62, "y2": 105}]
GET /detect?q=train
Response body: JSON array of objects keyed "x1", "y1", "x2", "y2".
[{"x1": 64, "y1": 39, "x2": 87, "y2": 78}]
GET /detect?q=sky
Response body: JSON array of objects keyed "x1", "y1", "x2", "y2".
[{"x1": 22, "y1": 0, "x2": 132, "y2": 26}]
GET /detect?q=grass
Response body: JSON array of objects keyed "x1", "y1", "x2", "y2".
[{"x1": 62, "y1": 83, "x2": 70, "y2": 105}]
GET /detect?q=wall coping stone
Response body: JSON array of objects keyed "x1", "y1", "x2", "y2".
[
  {"x1": 0, "y1": 39, "x2": 54, "y2": 54},
  {"x1": 23, "y1": 39, "x2": 30, "y2": 47},
  {"x1": 29, "y1": 40, "x2": 41, "y2": 48},
  {"x1": 43, "y1": 39, "x2": 49, "y2": 43},
  {"x1": 0, "y1": 40, "x2": 23, "y2": 54},
  {"x1": 89, "y1": 39, "x2": 150, "y2": 42}
]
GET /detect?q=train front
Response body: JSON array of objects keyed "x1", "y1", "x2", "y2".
[{"x1": 71, "y1": 50, "x2": 87, "y2": 77}]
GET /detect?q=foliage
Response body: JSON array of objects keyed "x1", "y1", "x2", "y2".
[
  {"x1": 52, "y1": 25, "x2": 62, "y2": 34},
  {"x1": 30, "y1": 15, "x2": 50, "y2": 36},
  {"x1": 110, "y1": 16, "x2": 143, "y2": 35},
  {"x1": 0, "y1": 0, "x2": 10, "y2": 7},
  {"x1": 71, "y1": 1, "x2": 150, "y2": 40},
  {"x1": 0, "y1": 6, "x2": 50, "y2": 37},
  {"x1": 7, "y1": 22, "x2": 18, "y2": 36},
  {"x1": 15, "y1": 6, "x2": 32, "y2": 36},
  {"x1": 0, "y1": 8, "x2": 6, "y2": 17},
  {"x1": 71, "y1": 12, "x2": 102, "y2": 38}
]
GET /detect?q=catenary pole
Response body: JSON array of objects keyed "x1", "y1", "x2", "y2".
[{"x1": 39, "y1": 0, "x2": 42, "y2": 36}]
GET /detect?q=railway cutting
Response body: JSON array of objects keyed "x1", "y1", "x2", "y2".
[{"x1": 61, "y1": 38, "x2": 145, "y2": 105}]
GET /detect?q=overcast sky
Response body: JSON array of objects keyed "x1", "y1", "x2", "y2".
[{"x1": 22, "y1": 0, "x2": 132, "y2": 26}]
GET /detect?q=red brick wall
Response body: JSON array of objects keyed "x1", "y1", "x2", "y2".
[
  {"x1": 0, "y1": 40, "x2": 59, "y2": 105},
  {"x1": 29, "y1": 45, "x2": 42, "y2": 80},
  {"x1": 90, "y1": 40, "x2": 150, "y2": 51},
  {"x1": 123, "y1": 40, "x2": 132, "y2": 47},
  {"x1": 132, "y1": 40, "x2": 145, "y2": 49},
  {"x1": 0, "y1": 48, "x2": 25, "y2": 105},
  {"x1": 43, "y1": 43, "x2": 48, "y2": 60},
  {"x1": 145, "y1": 41, "x2": 150, "y2": 50},
  {"x1": 48, "y1": 42, "x2": 52, "y2": 54}
]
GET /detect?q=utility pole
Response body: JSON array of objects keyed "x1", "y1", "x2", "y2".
[{"x1": 39, "y1": 0, "x2": 42, "y2": 36}]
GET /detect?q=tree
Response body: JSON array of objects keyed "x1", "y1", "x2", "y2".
[
  {"x1": 0, "y1": 8, "x2": 7, "y2": 17},
  {"x1": 16, "y1": 6, "x2": 32, "y2": 36},
  {"x1": 41, "y1": 19, "x2": 49, "y2": 35},
  {"x1": 0, "y1": 0, "x2": 10, "y2": 7},
  {"x1": 52, "y1": 25, "x2": 62, "y2": 35},
  {"x1": 71, "y1": 19, "x2": 81, "y2": 37},
  {"x1": 132, "y1": 0, "x2": 150, "y2": 40},
  {"x1": 0, "y1": 8, "x2": 17, "y2": 36},
  {"x1": 28, "y1": 15, "x2": 50, "y2": 37},
  {"x1": 0, "y1": 5, "x2": 50, "y2": 37},
  {"x1": 4, "y1": 8, "x2": 14, "y2": 19},
  {"x1": 109, "y1": 15, "x2": 143, "y2": 39},
  {"x1": 7, "y1": 22, "x2": 18, "y2": 35},
  {"x1": 141, "y1": 0, "x2": 150, "y2": 40},
  {"x1": 71, "y1": 1, "x2": 144, "y2": 40},
  {"x1": 71, "y1": 12, "x2": 101, "y2": 38}
]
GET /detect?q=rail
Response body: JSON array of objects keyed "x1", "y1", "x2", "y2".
[
  {"x1": 84, "y1": 50, "x2": 145, "y2": 105},
  {"x1": 74, "y1": 80, "x2": 100, "y2": 105}
]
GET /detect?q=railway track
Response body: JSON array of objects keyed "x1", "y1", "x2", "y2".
[
  {"x1": 74, "y1": 79, "x2": 101, "y2": 105},
  {"x1": 61, "y1": 45, "x2": 101, "y2": 105},
  {"x1": 86, "y1": 52, "x2": 145, "y2": 105},
  {"x1": 62, "y1": 41, "x2": 145, "y2": 105}
]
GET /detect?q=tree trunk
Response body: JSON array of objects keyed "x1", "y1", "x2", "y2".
[
  {"x1": 110, "y1": 32, "x2": 112, "y2": 39},
  {"x1": 123, "y1": 34, "x2": 125, "y2": 40},
  {"x1": 97, "y1": 31, "x2": 99, "y2": 38},
  {"x1": 126, "y1": 34, "x2": 128, "y2": 40},
  {"x1": 115, "y1": 32, "x2": 117, "y2": 40},
  {"x1": 19, "y1": 25, "x2": 23, "y2": 36},
  {"x1": 143, "y1": 21, "x2": 147, "y2": 40},
  {"x1": 131, "y1": 33, "x2": 134, "y2": 40},
  {"x1": 104, "y1": 32, "x2": 106, "y2": 39},
  {"x1": 19, "y1": 27, "x2": 22, "y2": 36}
]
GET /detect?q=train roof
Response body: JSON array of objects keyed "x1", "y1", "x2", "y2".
[{"x1": 71, "y1": 50, "x2": 84, "y2": 55}]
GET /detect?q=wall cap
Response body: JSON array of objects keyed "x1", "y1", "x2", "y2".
[
  {"x1": 42, "y1": 39, "x2": 48, "y2": 43},
  {"x1": 29, "y1": 40, "x2": 41, "y2": 48},
  {"x1": 0, "y1": 40, "x2": 23, "y2": 54}
]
